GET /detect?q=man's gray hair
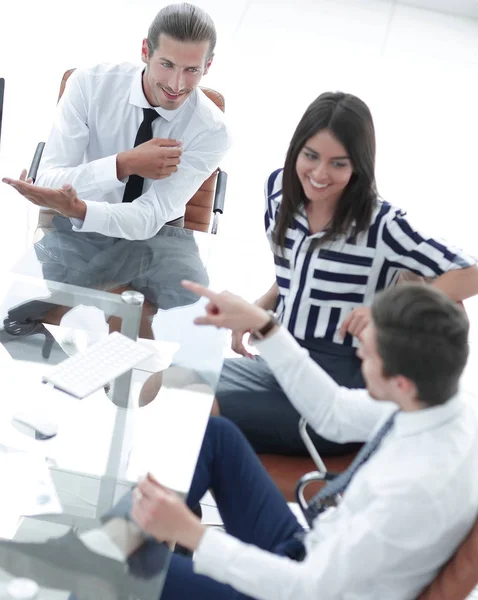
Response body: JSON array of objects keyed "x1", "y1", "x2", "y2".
[{"x1": 147, "y1": 3, "x2": 217, "y2": 59}]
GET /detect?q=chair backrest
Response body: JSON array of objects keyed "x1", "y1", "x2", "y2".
[
  {"x1": 56, "y1": 69, "x2": 225, "y2": 233},
  {"x1": 417, "y1": 515, "x2": 478, "y2": 600}
]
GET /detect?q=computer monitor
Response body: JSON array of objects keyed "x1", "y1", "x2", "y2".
[{"x1": 0, "y1": 77, "x2": 4, "y2": 148}]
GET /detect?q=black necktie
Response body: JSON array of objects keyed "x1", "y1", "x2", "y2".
[
  {"x1": 122, "y1": 108, "x2": 160, "y2": 203},
  {"x1": 305, "y1": 410, "x2": 398, "y2": 525}
]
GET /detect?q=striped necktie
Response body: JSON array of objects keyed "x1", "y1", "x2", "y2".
[{"x1": 305, "y1": 410, "x2": 399, "y2": 526}]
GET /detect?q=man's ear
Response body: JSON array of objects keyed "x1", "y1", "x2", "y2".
[
  {"x1": 203, "y1": 54, "x2": 214, "y2": 76},
  {"x1": 394, "y1": 375, "x2": 419, "y2": 404},
  {"x1": 141, "y1": 39, "x2": 149, "y2": 64}
]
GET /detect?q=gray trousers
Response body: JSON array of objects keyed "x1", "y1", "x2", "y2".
[{"x1": 216, "y1": 337, "x2": 365, "y2": 456}]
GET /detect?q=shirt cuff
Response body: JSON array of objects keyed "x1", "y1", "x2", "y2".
[
  {"x1": 193, "y1": 528, "x2": 244, "y2": 583},
  {"x1": 254, "y1": 326, "x2": 306, "y2": 370},
  {"x1": 90, "y1": 154, "x2": 126, "y2": 195},
  {"x1": 72, "y1": 200, "x2": 109, "y2": 233}
]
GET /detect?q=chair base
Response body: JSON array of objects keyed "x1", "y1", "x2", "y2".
[{"x1": 1, "y1": 299, "x2": 57, "y2": 359}]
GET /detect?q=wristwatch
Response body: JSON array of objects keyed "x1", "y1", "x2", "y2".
[{"x1": 249, "y1": 310, "x2": 280, "y2": 342}]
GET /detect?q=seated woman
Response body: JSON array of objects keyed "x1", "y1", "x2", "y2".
[{"x1": 215, "y1": 91, "x2": 478, "y2": 456}]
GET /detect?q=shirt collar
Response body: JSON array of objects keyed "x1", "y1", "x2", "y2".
[
  {"x1": 393, "y1": 393, "x2": 465, "y2": 438},
  {"x1": 293, "y1": 203, "x2": 329, "y2": 239},
  {"x1": 128, "y1": 67, "x2": 190, "y2": 122},
  {"x1": 292, "y1": 203, "x2": 358, "y2": 240},
  {"x1": 293, "y1": 204, "x2": 312, "y2": 236}
]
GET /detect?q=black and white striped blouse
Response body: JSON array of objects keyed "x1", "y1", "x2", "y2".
[{"x1": 265, "y1": 168, "x2": 475, "y2": 348}]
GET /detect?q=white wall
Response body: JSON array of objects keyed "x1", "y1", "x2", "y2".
[{"x1": 1, "y1": 0, "x2": 478, "y2": 297}]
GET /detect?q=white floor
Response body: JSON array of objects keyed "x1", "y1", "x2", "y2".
[{"x1": 1, "y1": 0, "x2": 478, "y2": 596}]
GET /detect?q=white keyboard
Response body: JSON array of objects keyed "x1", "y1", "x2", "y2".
[{"x1": 42, "y1": 332, "x2": 155, "y2": 399}]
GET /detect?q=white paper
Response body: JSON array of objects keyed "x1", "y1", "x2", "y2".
[{"x1": 0, "y1": 447, "x2": 63, "y2": 537}]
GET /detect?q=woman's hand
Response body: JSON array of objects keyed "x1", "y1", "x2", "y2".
[
  {"x1": 339, "y1": 307, "x2": 372, "y2": 339},
  {"x1": 182, "y1": 280, "x2": 271, "y2": 334}
]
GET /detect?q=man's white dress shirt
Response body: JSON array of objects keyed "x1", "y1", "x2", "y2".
[
  {"x1": 36, "y1": 63, "x2": 230, "y2": 240},
  {"x1": 194, "y1": 327, "x2": 478, "y2": 600}
]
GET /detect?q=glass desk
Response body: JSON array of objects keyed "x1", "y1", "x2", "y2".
[{"x1": 0, "y1": 218, "x2": 228, "y2": 599}]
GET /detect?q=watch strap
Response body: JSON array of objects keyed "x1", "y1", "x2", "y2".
[{"x1": 249, "y1": 310, "x2": 279, "y2": 342}]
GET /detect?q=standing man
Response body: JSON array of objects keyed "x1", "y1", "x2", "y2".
[{"x1": 3, "y1": 2, "x2": 230, "y2": 241}]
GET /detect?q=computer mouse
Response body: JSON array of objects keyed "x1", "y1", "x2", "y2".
[{"x1": 11, "y1": 407, "x2": 58, "y2": 440}]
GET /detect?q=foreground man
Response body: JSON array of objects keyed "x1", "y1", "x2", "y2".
[
  {"x1": 1, "y1": 283, "x2": 476, "y2": 600},
  {"x1": 127, "y1": 281, "x2": 478, "y2": 599}
]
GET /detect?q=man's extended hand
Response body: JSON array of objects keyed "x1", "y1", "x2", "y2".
[
  {"x1": 117, "y1": 138, "x2": 182, "y2": 181},
  {"x1": 182, "y1": 280, "x2": 272, "y2": 333},
  {"x1": 231, "y1": 328, "x2": 254, "y2": 358},
  {"x1": 2, "y1": 170, "x2": 86, "y2": 220},
  {"x1": 132, "y1": 474, "x2": 205, "y2": 552}
]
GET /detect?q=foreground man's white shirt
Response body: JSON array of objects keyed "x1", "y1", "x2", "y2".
[{"x1": 194, "y1": 327, "x2": 478, "y2": 600}]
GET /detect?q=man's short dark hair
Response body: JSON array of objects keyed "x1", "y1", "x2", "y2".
[
  {"x1": 372, "y1": 284, "x2": 469, "y2": 407},
  {"x1": 147, "y1": 3, "x2": 217, "y2": 59}
]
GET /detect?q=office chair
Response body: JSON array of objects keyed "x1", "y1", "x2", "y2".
[
  {"x1": 295, "y1": 461, "x2": 478, "y2": 599},
  {"x1": 294, "y1": 419, "x2": 478, "y2": 600}
]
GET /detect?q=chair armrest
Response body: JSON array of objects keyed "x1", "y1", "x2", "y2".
[
  {"x1": 27, "y1": 142, "x2": 45, "y2": 182},
  {"x1": 299, "y1": 417, "x2": 328, "y2": 473},
  {"x1": 295, "y1": 471, "x2": 338, "y2": 518},
  {"x1": 213, "y1": 168, "x2": 227, "y2": 215},
  {"x1": 210, "y1": 168, "x2": 227, "y2": 235}
]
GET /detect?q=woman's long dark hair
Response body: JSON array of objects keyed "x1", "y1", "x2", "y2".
[{"x1": 273, "y1": 92, "x2": 378, "y2": 253}]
